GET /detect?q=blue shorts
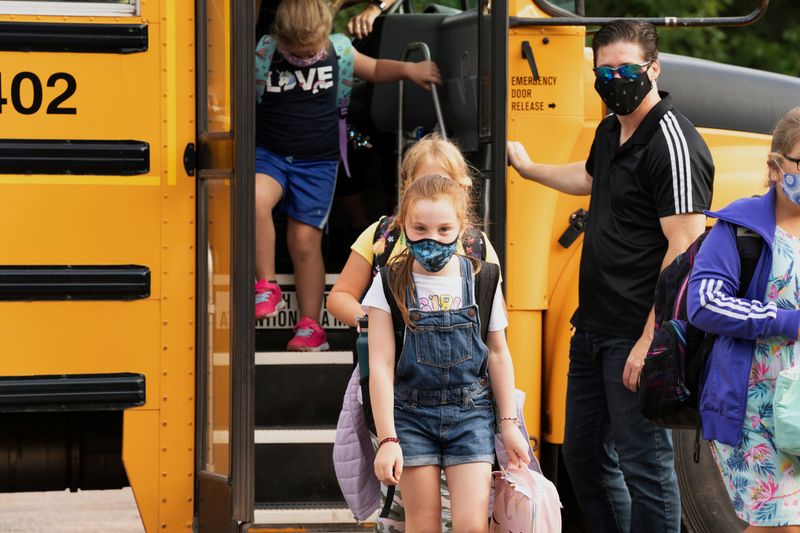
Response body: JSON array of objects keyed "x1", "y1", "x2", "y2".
[
  {"x1": 255, "y1": 146, "x2": 339, "y2": 229},
  {"x1": 393, "y1": 383, "x2": 496, "y2": 468}
]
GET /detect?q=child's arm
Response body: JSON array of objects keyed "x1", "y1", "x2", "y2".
[
  {"x1": 487, "y1": 328, "x2": 531, "y2": 467},
  {"x1": 368, "y1": 306, "x2": 403, "y2": 485},
  {"x1": 353, "y1": 49, "x2": 442, "y2": 91},
  {"x1": 327, "y1": 250, "x2": 373, "y2": 327}
]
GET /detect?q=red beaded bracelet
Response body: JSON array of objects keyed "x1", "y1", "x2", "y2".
[{"x1": 378, "y1": 437, "x2": 400, "y2": 448}]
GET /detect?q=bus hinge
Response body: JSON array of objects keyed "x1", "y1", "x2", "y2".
[{"x1": 183, "y1": 142, "x2": 196, "y2": 176}]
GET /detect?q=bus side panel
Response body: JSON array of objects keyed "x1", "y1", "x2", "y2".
[{"x1": 0, "y1": 1, "x2": 197, "y2": 531}]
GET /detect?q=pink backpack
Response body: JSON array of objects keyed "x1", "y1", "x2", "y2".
[{"x1": 490, "y1": 463, "x2": 562, "y2": 533}]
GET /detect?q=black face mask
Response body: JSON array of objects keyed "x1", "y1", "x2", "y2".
[{"x1": 594, "y1": 75, "x2": 652, "y2": 116}]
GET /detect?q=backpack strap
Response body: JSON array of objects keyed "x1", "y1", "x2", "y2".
[
  {"x1": 379, "y1": 265, "x2": 406, "y2": 373},
  {"x1": 330, "y1": 33, "x2": 355, "y2": 177},
  {"x1": 474, "y1": 261, "x2": 500, "y2": 342},
  {"x1": 734, "y1": 225, "x2": 762, "y2": 297},
  {"x1": 255, "y1": 34, "x2": 276, "y2": 105},
  {"x1": 462, "y1": 226, "x2": 487, "y2": 261},
  {"x1": 372, "y1": 216, "x2": 400, "y2": 275}
]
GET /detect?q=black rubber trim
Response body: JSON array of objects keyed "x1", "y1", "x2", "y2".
[
  {"x1": 0, "y1": 22, "x2": 148, "y2": 53},
  {"x1": 0, "y1": 140, "x2": 149, "y2": 176},
  {"x1": 0, "y1": 265, "x2": 150, "y2": 301},
  {"x1": 0, "y1": 373, "x2": 145, "y2": 412}
]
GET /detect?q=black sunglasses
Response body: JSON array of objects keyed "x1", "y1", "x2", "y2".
[
  {"x1": 593, "y1": 61, "x2": 653, "y2": 82},
  {"x1": 786, "y1": 155, "x2": 800, "y2": 172}
]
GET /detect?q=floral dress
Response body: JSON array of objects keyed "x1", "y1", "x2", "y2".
[{"x1": 711, "y1": 226, "x2": 800, "y2": 526}]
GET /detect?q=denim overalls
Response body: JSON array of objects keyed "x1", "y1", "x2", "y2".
[{"x1": 393, "y1": 256, "x2": 496, "y2": 467}]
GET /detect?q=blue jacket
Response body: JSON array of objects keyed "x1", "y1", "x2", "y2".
[{"x1": 687, "y1": 186, "x2": 800, "y2": 446}]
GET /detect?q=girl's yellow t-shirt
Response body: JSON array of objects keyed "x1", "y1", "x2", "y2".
[{"x1": 351, "y1": 216, "x2": 500, "y2": 267}]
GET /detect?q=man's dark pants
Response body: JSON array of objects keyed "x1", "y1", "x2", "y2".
[{"x1": 562, "y1": 329, "x2": 681, "y2": 533}]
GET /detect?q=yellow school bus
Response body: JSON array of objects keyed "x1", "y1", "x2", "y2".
[{"x1": 0, "y1": 0, "x2": 796, "y2": 531}]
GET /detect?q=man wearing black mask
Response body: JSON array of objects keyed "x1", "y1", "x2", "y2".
[{"x1": 508, "y1": 20, "x2": 714, "y2": 533}]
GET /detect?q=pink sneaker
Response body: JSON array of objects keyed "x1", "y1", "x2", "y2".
[
  {"x1": 287, "y1": 316, "x2": 329, "y2": 352},
  {"x1": 255, "y1": 279, "x2": 285, "y2": 319}
]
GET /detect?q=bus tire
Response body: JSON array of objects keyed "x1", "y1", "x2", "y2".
[{"x1": 673, "y1": 429, "x2": 747, "y2": 532}]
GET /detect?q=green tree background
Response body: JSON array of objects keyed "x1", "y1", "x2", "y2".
[
  {"x1": 336, "y1": 0, "x2": 797, "y2": 76},
  {"x1": 585, "y1": 0, "x2": 799, "y2": 76}
]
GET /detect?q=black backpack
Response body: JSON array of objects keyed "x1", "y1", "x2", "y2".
[
  {"x1": 371, "y1": 215, "x2": 486, "y2": 274},
  {"x1": 355, "y1": 258, "x2": 500, "y2": 516},
  {"x1": 638, "y1": 225, "x2": 761, "y2": 458}
]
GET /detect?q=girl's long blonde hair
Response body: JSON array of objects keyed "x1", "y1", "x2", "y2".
[
  {"x1": 387, "y1": 174, "x2": 478, "y2": 329},
  {"x1": 272, "y1": 0, "x2": 332, "y2": 48}
]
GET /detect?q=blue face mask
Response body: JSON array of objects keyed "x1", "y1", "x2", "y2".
[
  {"x1": 406, "y1": 236, "x2": 458, "y2": 272},
  {"x1": 781, "y1": 172, "x2": 800, "y2": 207}
]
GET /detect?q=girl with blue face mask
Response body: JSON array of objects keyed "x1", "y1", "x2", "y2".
[
  {"x1": 686, "y1": 106, "x2": 800, "y2": 531},
  {"x1": 360, "y1": 174, "x2": 530, "y2": 533}
]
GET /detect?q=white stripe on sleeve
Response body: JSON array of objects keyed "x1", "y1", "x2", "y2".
[
  {"x1": 665, "y1": 111, "x2": 693, "y2": 212},
  {"x1": 659, "y1": 119, "x2": 681, "y2": 214},
  {"x1": 698, "y1": 278, "x2": 777, "y2": 321}
]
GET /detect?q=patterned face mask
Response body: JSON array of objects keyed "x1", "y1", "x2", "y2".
[
  {"x1": 594, "y1": 75, "x2": 652, "y2": 116},
  {"x1": 781, "y1": 172, "x2": 800, "y2": 207},
  {"x1": 277, "y1": 42, "x2": 328, "y2": 67},
  {"x1": 406, "y1": 236, "x2": 458, "y2": 273}
]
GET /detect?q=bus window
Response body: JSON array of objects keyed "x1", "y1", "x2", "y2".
[{"x1": 0, "y1": 0, "x2": 139, "y2": 16}]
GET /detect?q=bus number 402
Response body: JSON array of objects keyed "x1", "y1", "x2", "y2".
[{"x1": 0, "y1": 72, "x2": 77, "y2": 115}]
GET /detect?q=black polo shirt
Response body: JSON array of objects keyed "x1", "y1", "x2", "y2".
[{"x1": 573, "y1": 92, "x2": 714, "y2": 338}]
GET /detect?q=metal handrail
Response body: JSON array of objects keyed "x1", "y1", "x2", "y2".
[
  {"x1": 396, "y1": 42, "x2": 447, "y2": 195},
  {"x1": 511, "y1": 0, "x2": 769, "y2": 27}
]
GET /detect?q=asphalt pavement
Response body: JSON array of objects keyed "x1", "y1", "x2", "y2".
[{"x1": 0, "y1": 488, "x2": 144, "y2": 532}]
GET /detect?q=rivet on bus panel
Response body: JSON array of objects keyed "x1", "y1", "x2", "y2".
[
  {"x1": 162, "y1": 421, "x2": 168, "y2": 427},
  {"x1": 161, "y1": 524, "x2": 167, "y2": 529},
  {"x1": 162, "y1": 447, "x2": 167, "y2": 452},
  {"x1": 162, "y1": 396, "x2": 168, "y2": 402},
  {"x1": 163, "y1": 346, "x2": 168, "y2": 351},
  {"x1": 161, "y1": 497, "x2": 167, "y2": 503}
]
